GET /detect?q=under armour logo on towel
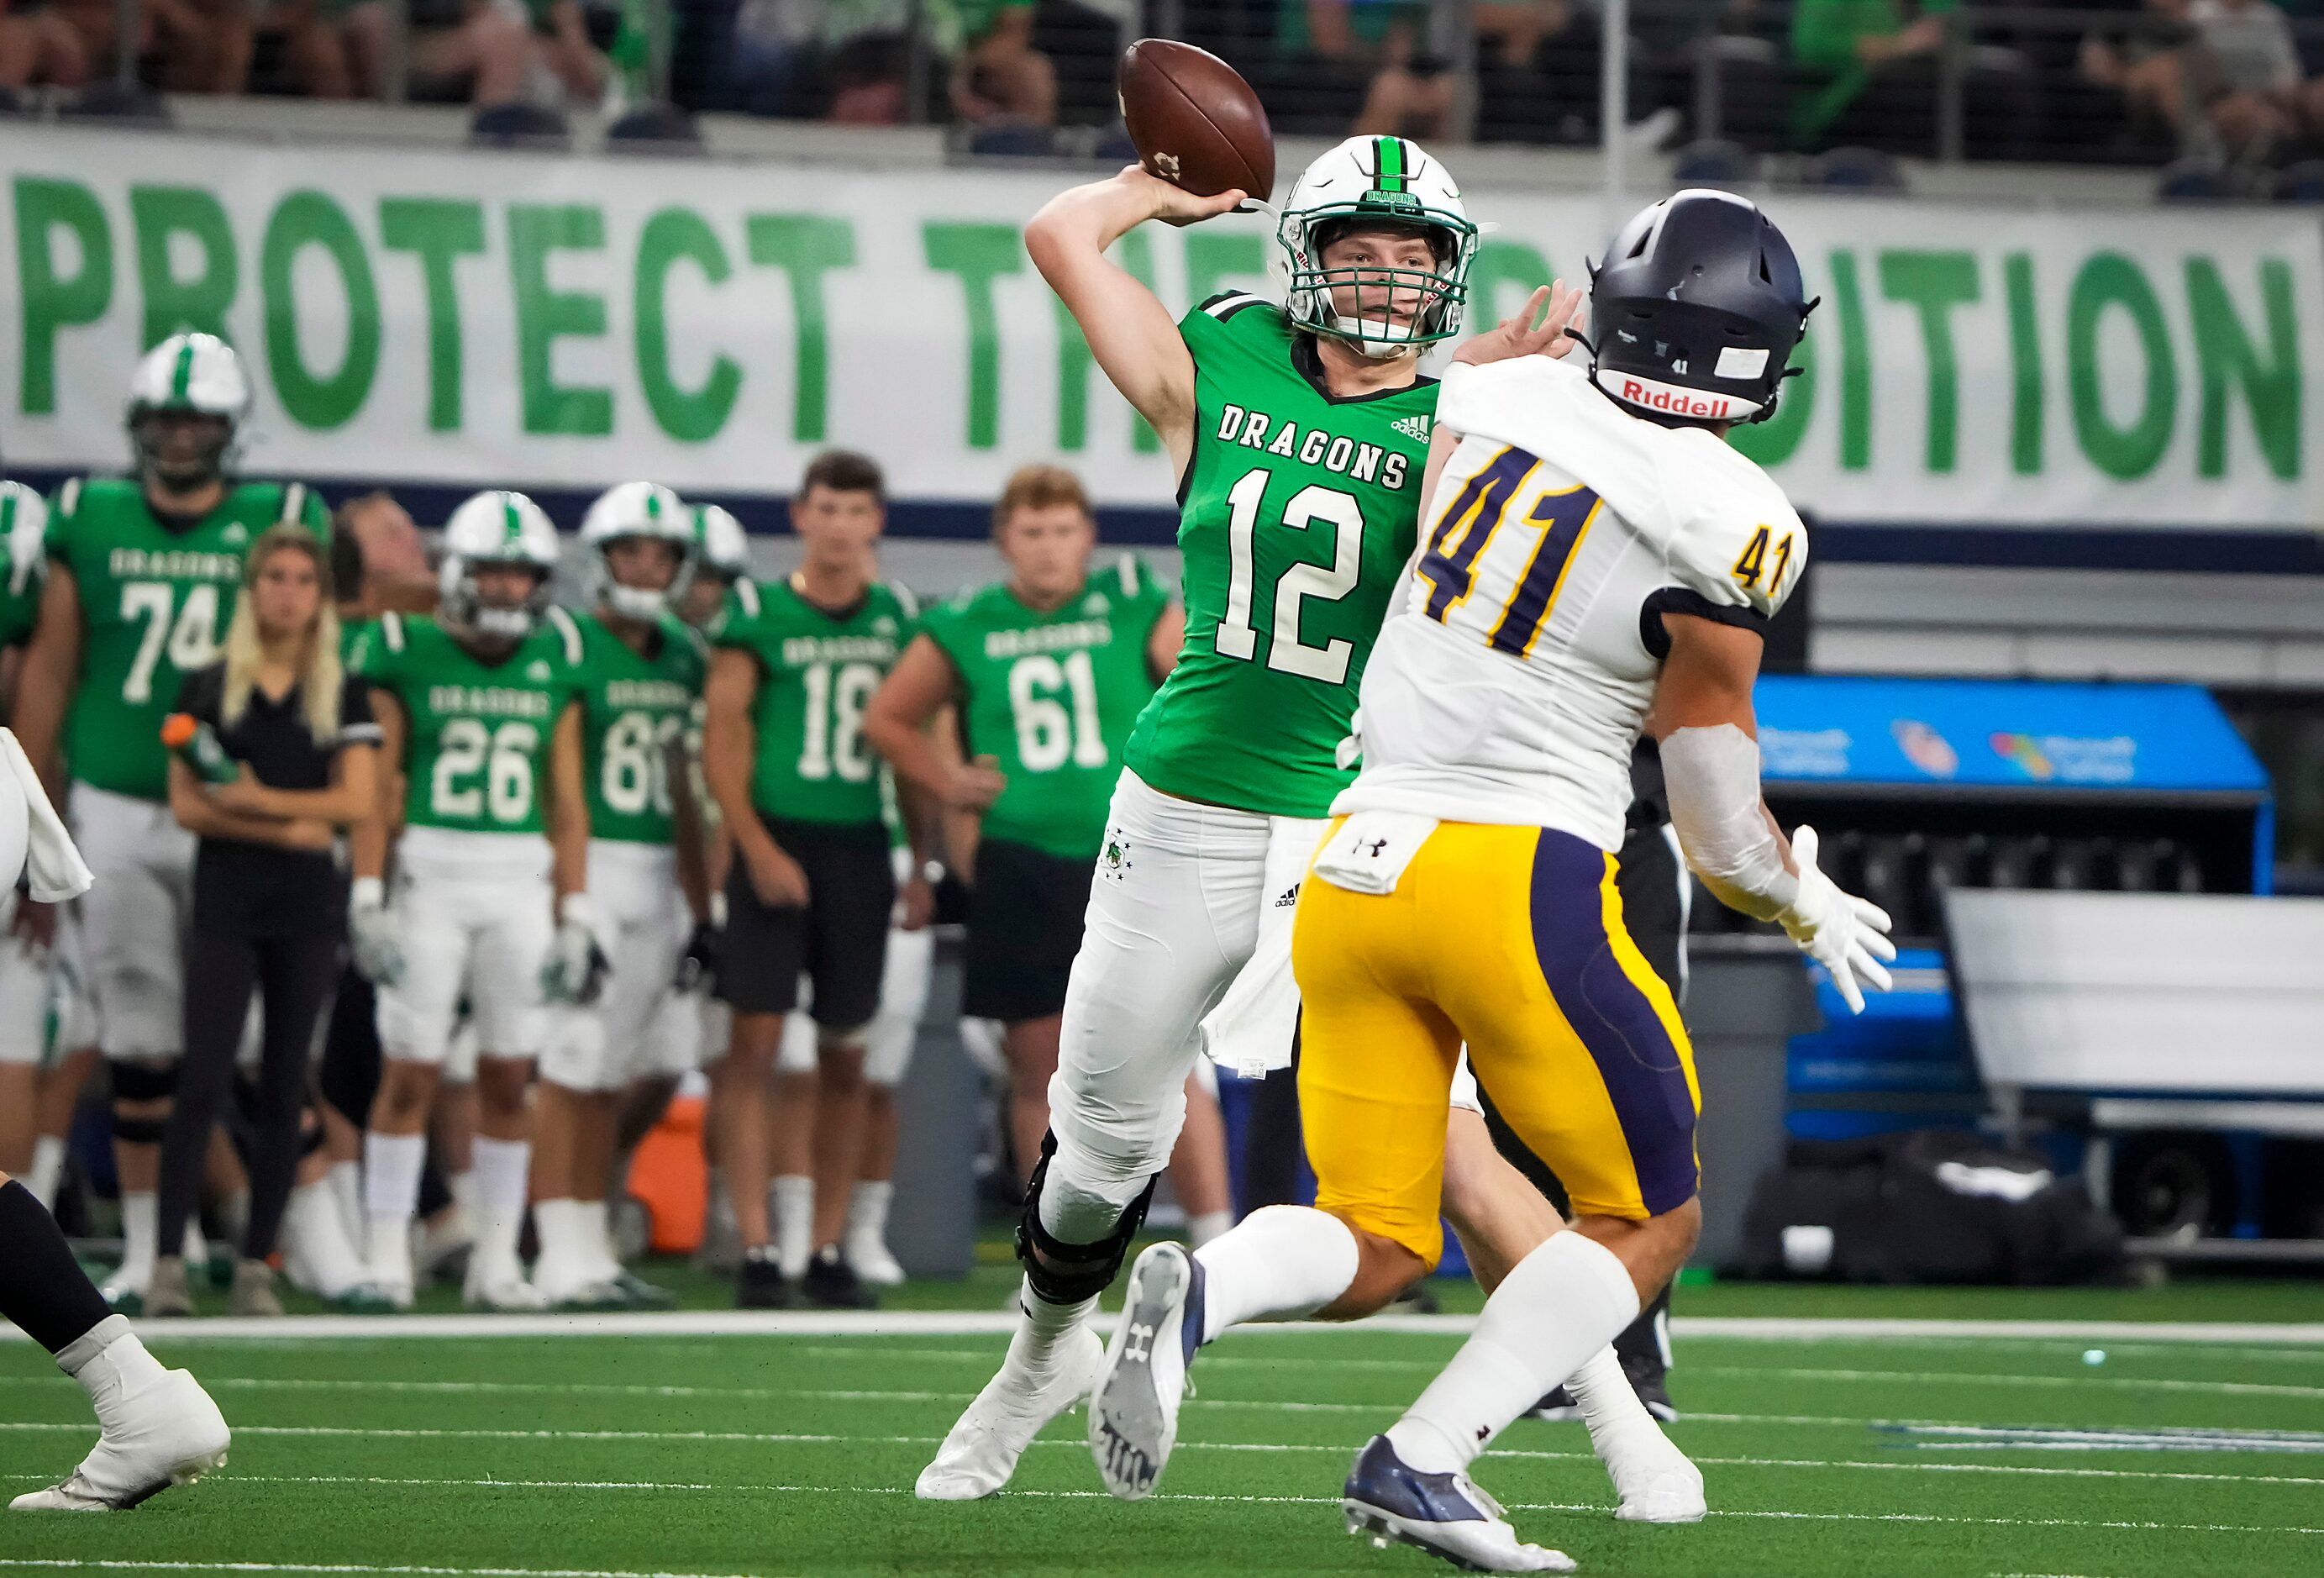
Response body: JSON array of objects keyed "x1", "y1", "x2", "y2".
[{"x1": 1361, "y1": 839, "x2": 1389, "y2": 857}]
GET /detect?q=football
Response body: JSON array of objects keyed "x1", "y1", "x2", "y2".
[{"x1": 1117, "y1": 38, "x2": 1275, "y2": 204}]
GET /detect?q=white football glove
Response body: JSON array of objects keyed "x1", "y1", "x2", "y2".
[
  {"x1": 1774, "y1": 825, "x2": 1897, "y2": 1015},
  {"x1": 348, "y1": 876, "x2": 404, "y2": 988},
  {"x1": 543, "y1": 894, "x2": 611, "y2": 1007}
]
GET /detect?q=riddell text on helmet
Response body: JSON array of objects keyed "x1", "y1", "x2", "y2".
[{"x1": 1621, "y1": 380, "x2": 1738, "y2": 419}]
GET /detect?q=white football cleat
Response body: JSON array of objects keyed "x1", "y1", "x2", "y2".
[
  {"x1": 917, "y1": 1322, "x2": 1102, "y2": 1501},
  {"x1": 1342, "y1": 1436, "x2": 1575, "y2": 1574},
  {"x1": 1088, "y1": 1241, "x2": 1201, "y2": 1501},
  {"x1": 463, "y1": 1267, "x2": 548, "y2": 1312},
  {"x1": 1612, "y1": 1453, "x2": 1706, "y2": 1524},
  {"x1": 11, "y1": 1367, "x2": 229, "y2": 1512}
]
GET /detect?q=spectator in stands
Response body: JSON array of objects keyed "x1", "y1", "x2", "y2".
[
  {"x1": 949, "y1": 0, "x2": 1054, "y2": 128},
  {"x1": 2085, "y1": 0, "x2": 2306, "y2": 157},
  {"x1": 55, "y1": 0, "x2": 243, "y2": 92},
  {"x1": 1790, "y1": 0, "x2": 1955, "y2": 150},
  {"x1": 1270, "y1": 0, "x2": 1449, "y2": 138},
  {"x1": 342, "y1": 0, "x2": 532, "y2": 106},
  {"x1": 530, "y1": 0, "x2": 607, "y2": 103},
  {"x1": 1472, "y1": 0, "x2": 1623, "y2": 145},
  {"x1": 1, "y1": 0, "x2": 90, "y2": 90}
]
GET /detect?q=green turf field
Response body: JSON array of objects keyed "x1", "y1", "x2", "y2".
[{"x1": 6, "y1": 1268, "x2": 2323, "y2": 1578}]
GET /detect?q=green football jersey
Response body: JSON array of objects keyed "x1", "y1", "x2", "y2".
[
  {"x1": 350, "y1": 608, "x2": 584, "y2": 837},
  {"x1": 0, "y1": 489, "x2": 45, "y2": 652},
  {"x1": 921, "y1": 556, "x2": 1171, "y2": 861},
  {"x1": 572, "y1": 609, "x2": 707, "y2": 846},
  {"x1": 712, "y1": 576, "x2": 916, "y2": 827},
  {"x1": 1123, "y1": 294, "x2": 1436, "y2": 818},
  {"x1": 46, "y1": 477, "x2": 329, "y2": 801}
]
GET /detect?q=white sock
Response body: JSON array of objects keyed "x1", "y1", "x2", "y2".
[
  {"x1": 325, "y1": 1160, "x2": 363, "y2": 1240},
  {"x1": 533, "y1": 1197, "x2": 582, "y2": 1286},
  {"x1": 770, "y1": 1174, "x2": 813, "y2": 1278},
  {"x1": 846, "y1": 1180, "x2": 893, "y2": 1246},
  {"x1": 218, "y1": 1189, "x2": 250, "y2": 1249},
  {"x1": 468, "y1": 1136, "x2": 532, "y2": 1283},
  {"x1": 114, "y1": 1192, "x2": 156, "y2": 1291},
  {"x1": 1186, "y1": 1208, "x2": 1234, "y2": 1250},
  {"x1": 363, "y1": 1131, "x2": 426, "y2": 1284},
  {"x1": 581, "y1": 1199, "x2": 618, "y2": 1278},
  {"x1": 1014, "y1": 1273, "x2": 1096, "y2": 1367},
  {"x1": 1388, "y1": 1232, "x2": 1640, "y2": 1475},
  {"x1": 27, "y1": 1134, "x2": 65, "y2": 1207},
  {"x1": 1569, "y1": 1344, "x2": 1670, "y2": 1466},
  {"x1": 58, "y1": 1315, "x2": 166, "y2": 1402},
  {"x1": 181, "y1": 1218, "x2": 208, "y2": 1265},
  {"x1": 287, "y1": 1181, "x2": 369, "y2": 1297},
  {"x1": 1191, "y1": 1204, "x2": 1360, "y2": 1344}
]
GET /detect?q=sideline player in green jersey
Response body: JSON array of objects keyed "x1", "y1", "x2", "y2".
[
  {"x1": 531, "y1": 482, "x2": 709, "y2": 1311},
  {"x1": 346, "y1": 490, "x2": 595, "y2": 1311},
  {"x1": 13, "y1": 332, "x2": 329, "y2": 1310},
  {"x1": 919, "y1": 136, "x2": 1585, "y2": 1500},
  {"x1": 866, "y1": 464, "x2": 1181, "y2": 1185},
  {"x1": 702, "y1": 450, "x2": 918, "y2": 1311}
]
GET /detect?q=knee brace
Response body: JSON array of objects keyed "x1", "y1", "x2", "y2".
[
  {"x1": 108, "y1": 1058, "x2": 177, "y2": 1104},
  {"x1": 1014, "y1": 1130, "x2": 1160, "y2": 1307}
]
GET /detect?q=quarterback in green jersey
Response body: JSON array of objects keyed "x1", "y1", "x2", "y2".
[
  {"x1": 531, "y1": 481, "x2": 709, "y2": 1311},
  {"x1": 865, "y1": 463, "x2": 1181, "y2": 1190},
  {"x1": 12, "y1": 332, "x2": 329, "y2": 1310},
  {"x1": 702, "y1": 450, "x2": 924, "y2": 1312},
  {"x1": 346, "y1": 489, "x2": 594, "y2": 1312},
  {"x1": 920, "y1": 137, "x2": 1586, "y2": 1502}
]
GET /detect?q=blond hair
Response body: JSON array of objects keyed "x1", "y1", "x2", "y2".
[
  {"x1": 222, "y1": 525, "x2": 342, "y2": 743},
  {"x1": 991, "y1": 465, "x2": 1093, "y2": 539}
]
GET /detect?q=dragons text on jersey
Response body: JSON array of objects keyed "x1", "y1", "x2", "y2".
[
  {"x1": 920, "y1": 556, "x2": 1172, "y2": 861},
  {"x1": 1123, "y1": 292, "x2": 1433, "y2": 820},
  {"x1": 573, "y1": 613, "x2": 707, "y2": 846},
  {"x1": 45, "y1": 478, "x2": 329, "y2": 801},
  {"x1": 350, "y1": 608, "x2": 586, "y2": 838},
  {"x1": 712, "y1": 577, "x2": 918, "y2": 827}
]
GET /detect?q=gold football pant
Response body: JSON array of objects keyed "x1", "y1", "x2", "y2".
[{"x1": 1293, "y1": 821, "x2": 1701, "y2": 1268}]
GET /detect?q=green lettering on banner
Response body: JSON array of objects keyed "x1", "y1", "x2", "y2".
[
  {"x1": 2004, "y1": 252, "x2": 2043, "y2": 475},
  {"x1": 744, "y1": 214, "x2": 854, "y2": 444},
  {"x1": 1877, "y1": 250, "x2": 1977, "y2": 474},
  {"x1": 923, "y1": 222, "x2": 1023, "y2": 450},
  {"x1": 1828, "y1": 250, "x2": 1872, "y2": 471},
  {"x1": 260, "y1": 192, "x2": 380, "y2": 431},
  {"x1": 1465, "y1": 241, "x2": 1555, "y2": 329},
  {"x1": 1185, "y1": 232, "x2": 1266, "y2": 308},
  {"x1": 14, "y1": 177, "x2": 112, "y2": 416},
  {"x1": 2068, "y1": 251, "x2": 2174, "y2": 481},
  {"x1": 379, "y1": 198, "x2": 486, "y2": 433},
  {"x1": 635, "y1": 208, "x2": 740, "y2": 444},
  {"x1": 1728, "y1": 329, "x2": 1813, "y2": 469},
  {"x1": 1054, "y1": 228, "x2": 1159, "y2": 454},
  {"x1": 129, "y1": 187, "x2": 237, "y2": 350},
  {"x1": 2185, "y1": 257, "x2": 2300, "y2": 481},
  {"x1": 509, "y1": 203, "x2": 613, "y2": 436}
]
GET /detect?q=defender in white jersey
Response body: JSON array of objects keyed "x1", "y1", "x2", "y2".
[{"x1": 1086, "y1": 193, "x2": 1896, "y2": 1571}]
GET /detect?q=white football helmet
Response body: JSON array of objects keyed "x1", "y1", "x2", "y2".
[
  {"x1": 579, "y1": 481, "x2": 693, "y2": 622},
  {"x1": 691, "y1": 504, "x2": 749, "y2": 584},
  {"x1": 1273, "y1": 136, "x2": 1477, "y2": 358},
  {"x1": 439, "y1": 490, "x2": 560, "y2": 639},
  {"x1": 126, "y1": 332, "x2": 255, "y2": 486},
  {"x1": 0, "y1": 481, "x2": 50, "y2": 602}
]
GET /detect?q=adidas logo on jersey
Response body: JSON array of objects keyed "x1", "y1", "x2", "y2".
[
  {"x1": 1391, "y1": 413, "x2": 1431, "y2": 442},
  {"x1": 1275, "y1": 883, "x2": 1300, "y2": 909}
]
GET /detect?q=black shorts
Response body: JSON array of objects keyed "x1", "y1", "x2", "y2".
[
  {"x1": 719, "y1": 815, "x2": 894, "y2": 1026},
  {"x1": 963, "y1": 839, "x2": 1093, "y2": 1023}
]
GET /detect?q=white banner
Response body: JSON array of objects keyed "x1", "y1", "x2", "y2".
[{"x1": 4, "y1": 124, "x2": 2321, "y2": 531}]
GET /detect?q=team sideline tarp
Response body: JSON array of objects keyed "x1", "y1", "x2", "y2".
[{"x1": 5, "y1": 124, "x2": 2322, "y2": 534}]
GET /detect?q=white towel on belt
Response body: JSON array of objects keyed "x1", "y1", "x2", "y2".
[{"x1": 0, "y1": 729, "x2": 93, "y2": 902}]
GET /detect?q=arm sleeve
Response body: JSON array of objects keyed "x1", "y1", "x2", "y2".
[{"x1": 337, "y1": 673, "x2": 381, "y2": 748}]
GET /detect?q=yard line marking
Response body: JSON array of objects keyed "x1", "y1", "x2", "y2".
[
  {"x1": 8, "y1": 1421, "x2": 2319, "y2": 1487},
  {"x1": 1695, "y1": 1365, "x2": 2324, "y2": 1401},
  {"x1": 1890, "y1": 1423, "x2": 2324, "y2": 1454},
  {"x1": 0, "y1": 1564, "x2": 756, "y2": 1578},
  {"x1": 7, "y1": 1311, "x2": 2320, "y2": 1344}
]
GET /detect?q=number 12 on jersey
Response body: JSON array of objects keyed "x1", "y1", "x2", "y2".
[{"x1": 1417, "y1": 445, "x2": 1601, "y2": 658}]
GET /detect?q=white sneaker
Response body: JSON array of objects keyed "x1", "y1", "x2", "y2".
[
  {"x1": 1088, "y1": 1241, "x2": 1200, "y2": 1500},
  {"x1": 97, "y1": 1266, "x2": 149, "y2": 1316},
  {"x1": 10, "y1": 1369, "x2": 229, "y2": 1512},
  {"x1": 464, "y1": 1269, "x2": 548, "y2": 1312},
  {"x1": 916, "y1": 1322, "x2": 1102, "y2": 1501},
  {"x1": 845, "y1": 1231, "x2": 907, "y2": 1288}
]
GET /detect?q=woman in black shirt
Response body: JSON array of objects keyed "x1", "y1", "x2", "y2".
[{"x1": 149, "y1": 526, "x2": 379, "y2": 1317}]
